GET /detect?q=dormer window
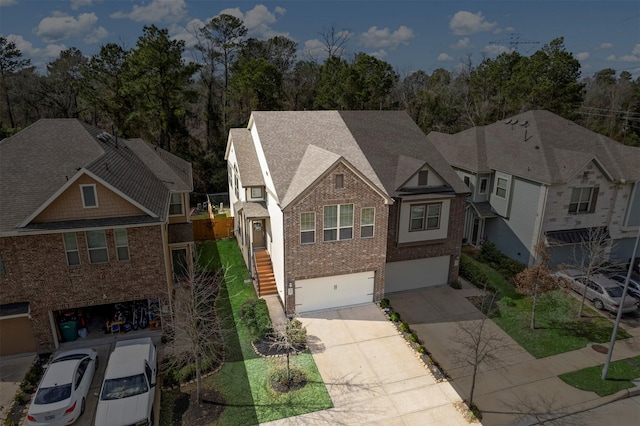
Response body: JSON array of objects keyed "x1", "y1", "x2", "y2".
[
  {"x1": 418, "y1": 170, "x2": 428, "y2": 186},
  {"x1": 80, "y1": 184, "x2": 98, "y2": 208}
]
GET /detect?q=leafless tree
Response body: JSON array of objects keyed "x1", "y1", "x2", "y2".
[
  {"x1": 568, "y1": 227, "x2": 615, "y2": 317},
  {"x1": 319, "y1": 24, "x2": 351, "y2": 59},
  {"x1": 513, "y1": 241, "x2": 565, "y2": 329},
  {"x1": 450, "y1": 285, "x2": 506, "y2": 410},
  {"x1": 269, "y1": 318, "x2": 307, "y2": 386},
  {"x1": 163, "y1": 262, "x2": 225, "y2": 402}
]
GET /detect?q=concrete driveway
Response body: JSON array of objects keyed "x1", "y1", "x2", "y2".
[
  {"x1": 264, "y1": 303, "x2": 469, "y2": 425},
  {"x1": 388, "y1": 284, "x2": 640, "y2": 426}
]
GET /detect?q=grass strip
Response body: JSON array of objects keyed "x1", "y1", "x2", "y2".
[{"x1": 559, "y1": 356, "x2": 640, "y2": 396}]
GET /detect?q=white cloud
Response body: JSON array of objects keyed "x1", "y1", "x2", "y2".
[
  {"x1": 359, "y1": 25, "x2": 415, "y2": 50},
  {"x1": 6, "y1": 34, "x2": 64, "y2": 59},
  {"x1": 450, "y1": 37, "x2": 470, "y2": 50},
  {"x1": 0, "y1": 0, "x2": 17, "y2": 6},
  {"x1": 598, "y1": 42, "x2": 613, "y2": 49},
  {"x1": 450, "y1": 11, "x2": 497, "y2": 35},
  {"x1": 606, "y1": 54, "x2": 617, "y2": 61},
  {"x1": 437, "y1": 53, "x2": 454, "y2": 62},
  {"x1": 70, "y1": 0, "x2": 95, "y2": 10},
  {"x1": 36, "y1": 12, "x2": 106, "y2": 44},
  {"x1": 218, "y1": 4, "x2": 290, "y2": 39},
  {"x1": 505, "y1": 26, "x2": 515, "y2": 32},
  {"x1": 303, "y1": 38, "x2": 326, "y2": 61},
  {"x1": 84, "y1": 26, "x2": 108, "y2": 44},
  {"x1": 170, "y1": 18, "x2": 205, "y2": 49},
  {"x1": 370, "y1": 49, "x2": 388, "y2": 59},
  {"x1": 482, "y1": 44, "x2": 511, "y2": 56},
  {"x1": 606, "y1": 44, "x2": 640, "y2": 62},
  {"x1": 111, "y1": 0, "x2": 186, "y2": 23},
  {"x1": 575, "y1": 52, "x2": 590, "y2": 61}
]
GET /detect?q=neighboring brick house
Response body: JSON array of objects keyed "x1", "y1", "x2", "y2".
[
  {"x1": 0, "y1": 119, "x2": 194, "y2": 355},
  {"x1": 429, "y1": 110, "x2": 640, "y2": 267},
  {"x1": 225, "y1": 111, "x2": 468, "y2": 314}
]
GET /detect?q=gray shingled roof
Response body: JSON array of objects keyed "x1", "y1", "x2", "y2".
[
  {"x1": 229, "y1": 128, "x2": 265, "y2": 187},
  {"x1": 429, "y1": 110, "x2": 640, "y2": 184},
  {"x1": 338, "y1": 111, "x2": 470, "y2": 195},
  {"x1": 250, "y1": 111, "x2": 387, "y2": 207},
  {"x1": 0, "y1": 118, "x2": 192, "y2": 234}
]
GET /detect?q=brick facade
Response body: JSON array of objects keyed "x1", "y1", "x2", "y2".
[
  {"x1": 386, "y1": 194, "x2": 466, "y2": 282},
  {"x1": 0, "y1": 225, "x2": 166, "y2": 351},
  {"x1": 282, "y1": 163, "x2": 389, "y2": 313}
]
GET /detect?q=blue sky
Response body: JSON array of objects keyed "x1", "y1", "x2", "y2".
[{"x1": 1, "y1": 0, "x2": 639, "y2": 78}]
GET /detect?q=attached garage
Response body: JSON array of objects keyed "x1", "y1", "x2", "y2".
[
  {"x1": 385, "y1": 256, "x2": 450, "y2": 293},
  {"x1": 0, "y1": 303, "x2": 36, "y2": 356},
  {"x1": 295, "y1": 271, "x2": 375, "y2": 313}
]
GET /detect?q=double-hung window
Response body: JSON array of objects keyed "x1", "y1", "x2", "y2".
[
  {"x1": 169, "y1": 193, "x2": 183, "y2": 215},
  {"x1": 63, "y1": 232, "x2": 80, "y2": 266},
  {"x1": 479, "y1": 178, "x2": 488, "y2": 194},
  {"x1": 495, "y1": 178, "x2": 508, "y2": 198},
  {"x1": 569, "y1": 187, "x2": 595, "y2": 214},
  {"x1": 324, "y1": 204, "x2": 354, "y2": 241},
  {"x1": 300, "y1": 212, "x2": 315, "y2": 244},
  {"x1": 114, "y1": 228, "x2": 130, "y2": 261},
  {"x1": 360, "y1": 207, "x2": 375, "y2": 238},
  {"x1": 410, "y1": 203, "x2": 442, "y2": 231},
  {"x1": 86, "y1": 230, "x2": 108, "y2": 264}
]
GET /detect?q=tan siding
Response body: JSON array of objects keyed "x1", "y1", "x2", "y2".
[{"x1": 33, "y1": 174, "x2": 146, "y2": 222}]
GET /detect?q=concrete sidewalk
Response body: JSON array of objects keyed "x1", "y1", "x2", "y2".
[
  {"x1": 388, "y1": 283, "x2": 640, "y2": 426},
  {"x1": 0, "y1": 353, "x2": 35, "y2": 424}
]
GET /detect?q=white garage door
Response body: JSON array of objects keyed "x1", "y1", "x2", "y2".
[
  {"x1": 296, "y1": 271, "x2": 375, "y2": 313},
  {"x1": 385, "y1": 256, "x2": 450, "y2": 293}
]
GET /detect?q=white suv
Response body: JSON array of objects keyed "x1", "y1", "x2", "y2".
[{"x1": 95, "y1": 338, "x2": 157, "y2": 426}]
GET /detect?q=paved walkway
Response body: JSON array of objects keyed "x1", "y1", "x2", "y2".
[
  {"x1": 262, "y1": 304, "x2": 470, "y2": 425},
  {"x1": 388, "y1": 283, "x2": 640, "y2": 426}
]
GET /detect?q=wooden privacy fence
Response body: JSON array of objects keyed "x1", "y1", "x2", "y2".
[{"x1": 192, "y1": 217, "x2": 234, "y2": 241}]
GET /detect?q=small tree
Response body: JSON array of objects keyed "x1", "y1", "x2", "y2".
[
  {"x1": 569, "y1": 227, "x2": 615, "y2": 317},
  {"x1": 513, "y1": 241, "x2": 563, "y2": 329},
  {"x1": 269, "y1": 317, "x2": 307, "y2": 388},
  {"x1": 451, "y1": 284, "x2": 506, "y2": 411},
  {"x1": 163, "y1": 263, "x2": 224, "y2": 403}
]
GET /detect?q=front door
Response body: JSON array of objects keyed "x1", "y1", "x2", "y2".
[{"x1": 252, "y1": 220, "x2": 265, "y2": 248}]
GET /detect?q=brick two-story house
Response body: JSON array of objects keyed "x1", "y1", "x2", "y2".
[
  {"x1": 225, "y1": 111, "x2": 468, "y2": 314},
  {"x1": 0, "y1": 119, "x2": 194, "y2": 355},
  {"x1": 429, "y1": 110, "x2": 640, "y2": 267}
]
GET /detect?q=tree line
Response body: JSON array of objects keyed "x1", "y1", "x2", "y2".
[{"x1": 1, "y1": 15, "x2": 639, "y2": 193}]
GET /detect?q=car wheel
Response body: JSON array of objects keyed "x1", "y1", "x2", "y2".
[
  {"x1": 594, "y1": 299, "x2": 605, "y2": 310},
  {"x1": 81, "y1": 397, "x2": 85, "y2": 415}
]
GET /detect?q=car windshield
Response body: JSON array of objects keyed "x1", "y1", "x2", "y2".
[
  {"x1": 100, "y1": 374, "x2": 148, "y2": 400},
  {"x1": 34, "y1": 384, "x2": 72, "y2": 404},
  {"x1": 606, "y1": 286, "x2": 624, "y2": 298}
]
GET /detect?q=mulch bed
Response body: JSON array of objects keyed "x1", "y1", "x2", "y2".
[
  {"x1": 251, "y1": 336, "x2": 305, "y2": 357},
  {"x1": 179, "y1": 388, "x2": 225, "y2": 426}
]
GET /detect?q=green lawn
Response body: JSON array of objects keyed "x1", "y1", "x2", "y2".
[
  {"x1": 198, "y1": 240, "x2": 332, "y2": 425},
  {"x1": 492, "y1": 290, "x2": 631, "y2": 358},
  {"x1": 559, "y1": 356, "x2": 640, "y2": 396}
]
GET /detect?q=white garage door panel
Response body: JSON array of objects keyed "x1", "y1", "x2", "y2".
[
  {"x1": 296, "y1": 271, "x2": 374, "y2": 313},
  {"x1": 385, "y1": 256, "x2": 450, "y2": 293}
]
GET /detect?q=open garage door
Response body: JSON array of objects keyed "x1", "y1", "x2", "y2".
[
  {"x1": 296, "y1": 271, "x2": 374, "y2": 313},
  {"x1": 385, "y1": 256, "x2": 450, "y2": 293}
]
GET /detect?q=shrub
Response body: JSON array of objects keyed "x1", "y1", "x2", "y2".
[
  {"x1": 240, "y1": 299, "x2": 273, "y2": 341},
  {"x1": 500, "y1": 296, "x2": 516, "y2": 307},
  {"x1": 417, "y1": 346, "x2": 426, "y2": 354},
  {"x1": 408, "y1": 333, "x2": 419, "y2": 343},
  {"x1": 379, "y1": 298, "x2": 390, "y2": 308},
  {"x1": 460, "y1": 255, "x2": 492, "y2": 290},
  {"x1": 478, "y1": 242, "x2": 525, "y2": 278},
  {"x1": 389, "y1": 312, "x2": 401, "y2": 322},
  {"x1": 13, "y1": 391, "x2": 26, "y2": 405},
  {"x1": 400, "y1": 321, "x2": 410, "y2": 333},
  {"x1": 449, "y1": 281, "x2": 462, "y2": 289}
]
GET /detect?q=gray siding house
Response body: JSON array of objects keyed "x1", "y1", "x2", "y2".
[{"x1": 430, "y1": 110, "x2": 640, "y2": 267}]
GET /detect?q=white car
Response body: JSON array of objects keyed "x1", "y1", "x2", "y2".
[
  {"x1": 95, "y1": 338, "x2": 157, "y2": 426},
  {"x1": 27, "y1": 348, "x2": 98, "y2": 426},
  {"x1": 556, "y1": 269, "x2": 639, "y2": 314}
]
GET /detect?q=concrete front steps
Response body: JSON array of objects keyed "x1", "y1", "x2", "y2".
[{"x1": 255, "y1": 250, "x2": 277, "y2": 296}]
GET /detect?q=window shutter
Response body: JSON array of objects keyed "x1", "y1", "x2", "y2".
[{"x1": 589, "y1": 187, "x2": 599, "y2": 213}]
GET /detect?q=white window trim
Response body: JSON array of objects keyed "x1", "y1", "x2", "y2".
[
  {"x1": 80, "y1": 184, "x2": 98, "y2": 208},
  {"x1": 86, "y1": 230, "x2": 109, "y2": 264},
  {"x1": 479, "y1": 178, "x2": 488, "y2": 194},
  {"x1": 251, "y1": 187, "x2": 263, "y2": 198},
  {"x1": 569, "y1": 187, "x2": 594, "y2": 214},
  {"x1": 495, "y1": 177, "x2": 508, "y2": 199},
  {"x1": 409, "y1": 203, "x2": 442, "y2": 232},
  {"x1": 63, "y1": 232, "x2": 80, "y2": 266},
  {"x1": 169, "y1": 193, "x2": 184, "y2": 216},
  {"x1": 114, "y1": 228, "x2": 130, "y2": 261},
  {"x1": 360, "y1": 207, "x2": 375, "y2": 238},
  {"x1": 300, "y1": 212, "x2": 315, "y2": 244},
  {"x1": 323, "y1": 204, "x2": 354, "y2": 242}
]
